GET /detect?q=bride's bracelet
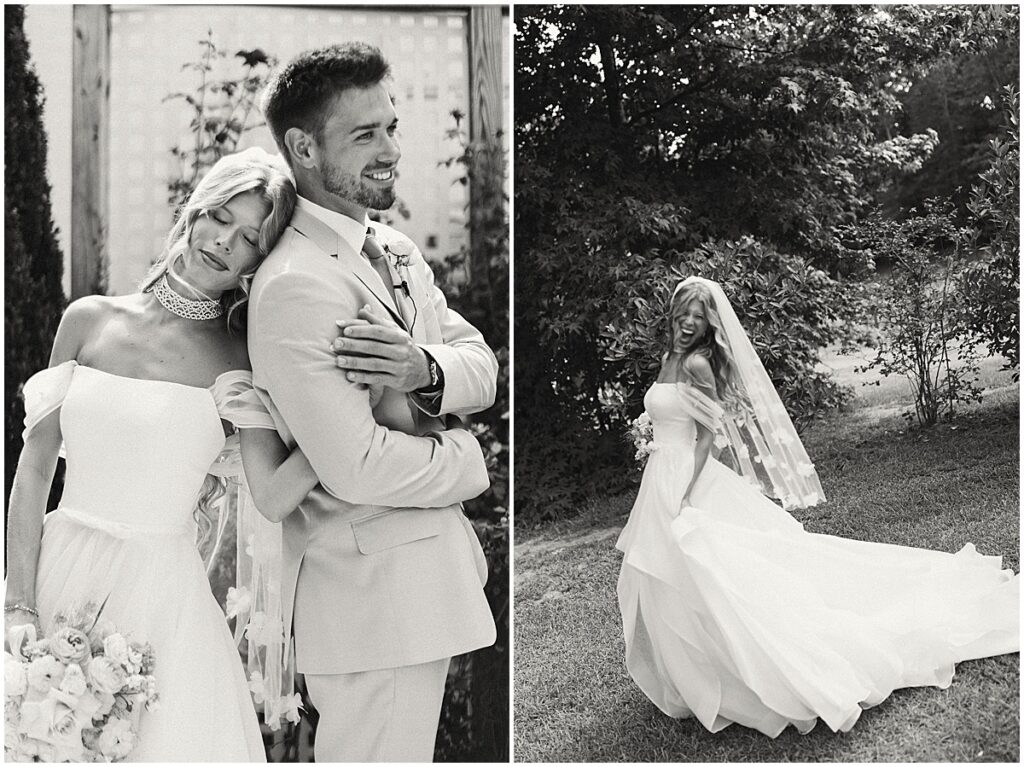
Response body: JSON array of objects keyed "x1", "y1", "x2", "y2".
[{"x1": 4, "y1": 603, "x2": 38, "y2": 617}]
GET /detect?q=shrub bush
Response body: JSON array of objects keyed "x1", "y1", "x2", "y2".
[
  {"x1": 851, "y1": 201, "x2": 983, "y2": 425},
  {"x1": 4, "y1": 5, "x2": 67, "y2": 509}
]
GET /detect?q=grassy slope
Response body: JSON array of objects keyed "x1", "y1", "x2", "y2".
[{"x1": 514, "y1": 358, "x2": 1019, "y2": 762}]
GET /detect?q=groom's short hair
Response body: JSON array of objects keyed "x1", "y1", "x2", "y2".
[{"x1": 261, "y1": 43, "x2": 391, "y2": 166}]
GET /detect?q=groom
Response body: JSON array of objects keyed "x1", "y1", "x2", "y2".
[{"x1": 248, "y1": 43, "x2": 497, "y2": 762}]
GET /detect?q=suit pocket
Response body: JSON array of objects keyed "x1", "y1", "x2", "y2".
[{"x1": 351, "y1": 508, "x2": 443, "y2": 555}]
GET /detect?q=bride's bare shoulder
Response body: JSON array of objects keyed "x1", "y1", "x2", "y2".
[
  {"x1": 52, "y1": 295, "x2": 127, "y2": 354},
  {"x1": 63, "y1": 293, "x2": 146, "y2": 322},
  {"x1": 682, "y1": 353, "x2": 713, "y2": 380},
  {"x1": 677, "y1": 354, "x2": 717, "y2": 398}
]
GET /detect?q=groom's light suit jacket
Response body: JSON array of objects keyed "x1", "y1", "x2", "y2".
[{"x1": 247, "y1": 200, "x2": 497, "y2": 675}]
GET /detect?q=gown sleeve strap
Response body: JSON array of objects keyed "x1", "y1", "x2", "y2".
[
  {"x1": 21, "y1": 360, "x2": 78, "y2": 440},
  {"x1": 673, "y1": 381, "x2": 725, "y2": 432},
  {"x1": 208, "y1": 370, "x2": 277, "y2": 479},
  {"x1": 211, "y1": 370, "x2": 278, "y2": 431}
]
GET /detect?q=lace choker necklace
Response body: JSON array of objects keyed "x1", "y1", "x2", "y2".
[{"x1": 153, "y1": 275, "x2": 224, "y2": 321}]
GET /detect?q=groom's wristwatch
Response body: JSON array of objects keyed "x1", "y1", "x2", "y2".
[{"x1": 417, "y1": 353, "x2": 444, "y2": 395}]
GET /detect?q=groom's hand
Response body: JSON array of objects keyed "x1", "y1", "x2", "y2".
[{"x1": 333, "y1": 306, "x2": 432, "y2": 393}]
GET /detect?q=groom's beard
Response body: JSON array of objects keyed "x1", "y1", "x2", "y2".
[{"x1": 322, "y1": 160, "x2": 396, "y2": 211}]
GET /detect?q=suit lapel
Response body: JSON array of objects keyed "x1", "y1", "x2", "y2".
[{"x1": 289, "y1": 207, "x2": 408, "y2": 332}]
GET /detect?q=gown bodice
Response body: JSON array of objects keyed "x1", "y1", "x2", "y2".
[
  {"x1": 644, "y1": 383, "x2": 699, "y2": 448},
  {"x1": 21, "y1": 361, "x2": 274, "y2": 536},
  {"x1": 60, "y1": 366, "x2": 226, "y2": 530}
]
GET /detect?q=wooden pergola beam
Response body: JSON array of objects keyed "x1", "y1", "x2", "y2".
[
  {"x1": 71, "y1": 4, "x2": 109, "y2": 299},
  {"x1": 468, "y1": 5, "x2": 503, "y2": 146},
  {"x1": 467, "y1": 5, "x2": 504, "y2": 290}
]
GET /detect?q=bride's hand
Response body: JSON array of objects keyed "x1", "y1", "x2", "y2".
[
  {"x1": 367, "y1": 382, "x2": 384, "y2": 408},
  {"x1": 4, "y1": 608, "x2": 41, "y2": 650}
]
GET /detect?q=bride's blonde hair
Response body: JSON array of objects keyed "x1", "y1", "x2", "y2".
[{"x1": 664, "y1": 282, "x2": 747, "y2": 414}]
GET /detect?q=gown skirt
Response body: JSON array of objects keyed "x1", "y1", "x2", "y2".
[{"x1": 616, "y1": 383, "x2": 1019, "y2": 736}]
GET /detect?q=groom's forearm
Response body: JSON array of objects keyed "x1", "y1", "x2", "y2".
[
  {"x1": 252, "y1": 273, "x2": 490, "y2": 508},
  {"x1": 415, "y1": 263, "x2": 498, "y2": 417}
]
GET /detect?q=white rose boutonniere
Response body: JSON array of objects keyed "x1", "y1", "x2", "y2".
[{"x1": 384, "y1": 237, "x2": 415, "y2": 270}]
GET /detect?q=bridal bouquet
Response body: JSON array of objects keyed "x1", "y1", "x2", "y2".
[
  {"x1": 4, "y1": 603, "x2": 158, "y2": 762},
  {"x1": 628, "y1": 412, "x2": 655, "y2": 466}
]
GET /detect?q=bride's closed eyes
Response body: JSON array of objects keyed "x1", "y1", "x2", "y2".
[{"x1": 206, "y1": 207, "x2": 260, "y2": 249}]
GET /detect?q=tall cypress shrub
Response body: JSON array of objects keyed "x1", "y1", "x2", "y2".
[{"x1": 5, "y1": 5, "x2": 67, "y2": 509}]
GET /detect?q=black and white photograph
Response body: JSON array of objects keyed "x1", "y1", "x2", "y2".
[
  {"x1": 514, "y1": 4, "x2": 1019, "y2": 763},
  {"x1": 4, "y1": 3, "x2": 508, "y2": 762}
]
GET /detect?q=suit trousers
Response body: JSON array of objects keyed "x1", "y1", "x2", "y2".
[{"x1": 305, "y1": 657, "x2": 452, "y2": 762}]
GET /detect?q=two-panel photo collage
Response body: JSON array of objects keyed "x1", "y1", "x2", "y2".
[{"x1": 2, "y1": 2, "x2": 1020, "y2": 764}]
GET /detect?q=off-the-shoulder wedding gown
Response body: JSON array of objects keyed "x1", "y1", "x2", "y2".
[
  {"x1": 19, "y1": 361, "x2": 267, "y2": 761},
  {"x1": 616, "y1": 382, "x2": 1019, "y2": 737}
]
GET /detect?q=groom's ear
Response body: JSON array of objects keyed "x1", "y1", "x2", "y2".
[{"x1": 284, "y1": 127, "x2": 318, "y2": 170}]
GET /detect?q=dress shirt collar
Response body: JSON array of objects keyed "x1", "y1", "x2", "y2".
[{"x1": 296, "y1": 196, "x2": 369, "y2": 258}]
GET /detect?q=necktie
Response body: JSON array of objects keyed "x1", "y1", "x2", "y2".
[{"x1": 362, "y1": 228, "x2": 398, "y2": 312}]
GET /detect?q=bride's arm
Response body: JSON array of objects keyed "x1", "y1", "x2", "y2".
[
  {"x1": 5, "y1": 300, "x2": 95, "y2": 633},
  {"x1": 5, "y1": 411, "x2": 62, "y2": 634},
  {"x1": 239, "y1": 428, "x2": 320, "y2": 523},
  {"x1": 678, "y1": 355, "x2": 717, "y2": 510}
]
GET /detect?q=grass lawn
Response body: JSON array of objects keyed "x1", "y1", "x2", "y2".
[{"x1": 513, "y1": 355, "x2": 1019, "y2": 762}]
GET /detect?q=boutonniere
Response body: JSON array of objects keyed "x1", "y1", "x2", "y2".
[{"x1": 384, "y1": 239, "x2": 414, "y2": 270}]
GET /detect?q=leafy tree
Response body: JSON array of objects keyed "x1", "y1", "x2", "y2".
[
  {"x1": 5, "y1": 5, "x2": 67, "y2": 512},
  {"x1": 885, "y1": 37, "x2": 1019, "y2": 218},
  {"x1": 515, "y1": 4, "x2": 1017, "y2": 524}
]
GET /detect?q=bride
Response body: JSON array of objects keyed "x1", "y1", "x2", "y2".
[
  {"x1": 4, "y1": 150, "x2": 340, "y2": 761},
  {"x1": 616, "y1": 276, "x2": 1020, "y2": 737}
]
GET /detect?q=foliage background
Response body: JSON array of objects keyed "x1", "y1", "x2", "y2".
[
  {"x1": 514, "y1": 4, "x2": 1019, "y2": 526},
  {"x1": 4, "y1": 5, "x2": 67, "y2": 516}
]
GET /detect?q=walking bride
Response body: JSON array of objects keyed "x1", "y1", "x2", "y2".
[{"x1": 616, "y1": 276, "x2": 1019, "y2": 737}]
